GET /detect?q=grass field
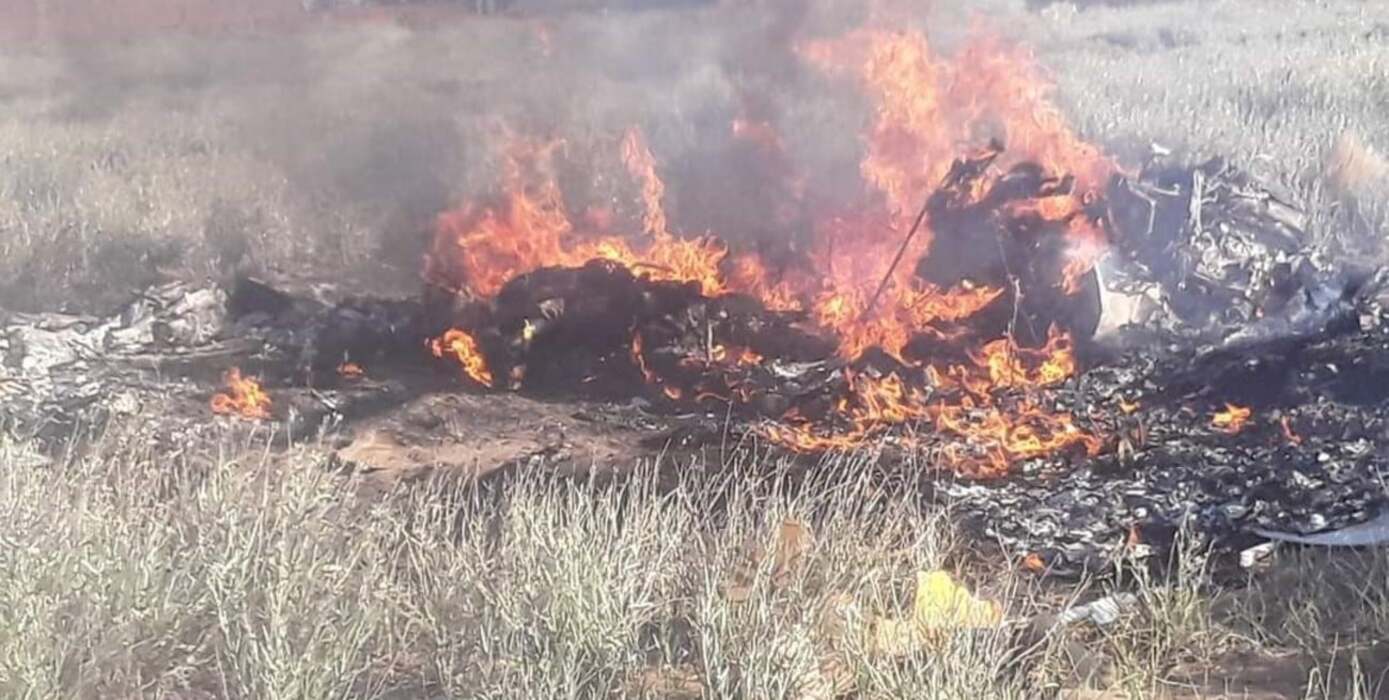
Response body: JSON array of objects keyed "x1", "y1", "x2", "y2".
[
  {"x1": 2, "y1": 0, "x2": 1387, "y2": 697},
  {"x1": 3, "y1": 437, "x2": 1387, "y2": 698}
]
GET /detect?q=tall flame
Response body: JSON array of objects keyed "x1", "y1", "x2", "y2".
[
  {"x1": 423, "y1": 134, "x2": 729, "y2": 300},
  {"x1": 423, "y1": 21, "x2": 1116, "y2": 475},
  {"x1": 621, "y1": 127, "x2": 669, "y2": 239}
]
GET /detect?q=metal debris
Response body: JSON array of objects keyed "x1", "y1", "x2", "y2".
[
  {"x1": 1239, "y1": 542, "x2": 1277, "y2": 570},
  {"x1": 1252, "y1": 510, "x2": 1389, "y2": 547},
  {"x1": 1056, "y1": 593, "x2": 1139, "y2": 628}
]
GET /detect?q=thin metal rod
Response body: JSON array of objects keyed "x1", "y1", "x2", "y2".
[{"x1": 860, "y1": 194, "x2": 932, "y2": 320}]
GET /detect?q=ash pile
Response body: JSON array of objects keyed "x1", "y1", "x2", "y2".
[{"x1": 0, "y1": 277, "x2": 669, "y2": 477}]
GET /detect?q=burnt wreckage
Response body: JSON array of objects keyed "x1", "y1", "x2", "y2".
[{"x1": 2, "y1": 147, "x2": 1386, "y2": 571}]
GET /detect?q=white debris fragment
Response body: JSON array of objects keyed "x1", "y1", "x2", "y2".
[
  {"x1": 1239, "y1": 541, "x2": 1276, "y2": 570},
  {"x1": 1057, "y1": 593, "x2": 1139, "y2": 628}
]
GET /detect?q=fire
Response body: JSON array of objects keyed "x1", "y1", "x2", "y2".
[
  {"x1": 726, "y1": 255, "x2": 803, "y2": 312},
  {"x1": 424, "y1": 134, "x2": 729, "y2": 300},
  {"x1": 210, "y1": 367, "x2": 271, "y2": 420},
  {"x1": 711, "y1": 344, "x2": 763, "y2": 366},
  {"x1": 1211, "y1": 403, "x2": 1253, "y2": 434},
  {"x1": 630, "y1": 332, "x2": 659, "y2": 386},
  {"x1": 972, "y1": 326, "x2": 1076, "y2": 390},
  {"x1": 799, "y1": 27, "x2": 1114, "y2": 293},
  {"x1": 620, "y1": 127, "x2": 669, "y2": 239},
  {"x1": 731, "y1": 118, "x2": 785, "y2": 153},
  {"x1": 421, "y1": 17, "x2": 1116, "y2": 475},
  {"x1": 1061, "y1": 217, "x2": 1108, "y2": 295},
  {"x1": 338, "y1": 362, "x2": 365, "y2": 379},
  {"x1": 533, "y1": 22, "x2": 554, "y2": 59},
  {"x1": 1021, "y1": 553, "x2": 1046, "y2": 573},
  {"x1": 758, "y1": 329, "x2": 1096, "y2": 475},
  {"x1": 430, "y1": 329, "x2": 494, "y2": 387}
]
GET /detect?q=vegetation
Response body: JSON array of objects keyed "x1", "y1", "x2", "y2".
[
  {"x1": 1, "y1": 435, "x2": 1386, "y2": 698},
  {"x1": 1028, "y1": 0, "x2": 1388, "y2": 252},
  {"x1": 1, "y1": 0, "x2": 1386, "y2": 697}
]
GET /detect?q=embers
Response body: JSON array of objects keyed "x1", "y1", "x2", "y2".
[{"x1": 986, "y1": 313, "x2": 1389, "y2": 571}]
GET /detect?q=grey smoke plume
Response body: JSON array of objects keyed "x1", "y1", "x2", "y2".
[{"x1": 4, "y1": 1, "x2": 1013, "y2": 309}]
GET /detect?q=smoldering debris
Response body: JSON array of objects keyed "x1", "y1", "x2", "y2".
[{"x1": 3, "y1": 151, "x2": 1388, "y2": 574}]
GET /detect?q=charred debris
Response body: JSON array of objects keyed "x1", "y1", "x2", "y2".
[{"x1": 2, "y1": 146, "x2": 1387, "y2": 572}]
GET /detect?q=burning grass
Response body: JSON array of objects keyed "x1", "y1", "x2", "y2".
[{"x1": 0, "y1": 434, "x2": 1386, "y2": 698}]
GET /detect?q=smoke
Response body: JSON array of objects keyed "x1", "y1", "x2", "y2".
[{"x1": 8, "y1": 0, "x2": 1024, "y2": 304}]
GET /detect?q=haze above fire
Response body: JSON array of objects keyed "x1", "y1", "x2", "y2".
[
  {"x1": 417, "y1": 2, "x2": 1116, "y2": 474},
  {"x1": 20, "y1": 0, "x2": 1126, "y2": 474},
  {"x1": 21, "y1": 2, "x2": 1097, "y2": 296}
]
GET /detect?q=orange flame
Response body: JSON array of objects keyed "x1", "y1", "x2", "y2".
[
  {"x1": 338, "y1": 362, "x2": 365, "y2": 379},
  {"x1": 972, "y1": 326, "x2": 1077, "y2": 391},
  {"x1": 424, "y1": 134, "x2": 728, "y2": 300},
  {"x1": 798, "y1": 28, "x2": 1114, "y2": 299},
  {"x1": 1211, "y1": 403, "x2": 1253, "y2": 434},
  {"x1": 621, "y1": 127, "x2": 669, "y2": 239},
  {"x1": 1021, "y1": 552, "x2": 1046, "y2": 573},
  {"x1": 421, "y1": 20, "x2": 1115, "y2": 475},
  {"x1": 630, "y1": 332, "x2": 658, "y2": 385},
  {"x1": 210, "y1": 367, "x2": 271, "y2": 420},
  {"x1": 430, "y1": 329, "x2": 494, "y2": 387},
  {"x1": 712, "y1": 344, "x2": 763, "y2": 366},
  {"x1": 758, "y1": 329, "x2": 1099, "y2": 477}
]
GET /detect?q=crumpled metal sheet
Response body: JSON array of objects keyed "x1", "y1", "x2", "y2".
[
  {"x1": 3, "y1": 281, "x2": 228, "y2": 372},
  {"x1": 1253, "y1": 510, "x2": 1389, "y2": 547},
  {"x1": 1056, "y1": 592, "x2": 1139, "y2": 627},
  {"x1": 1097, "y1": 154, "x2": 1357, "y2": 349},
  {"x1": 0, "y1": 281, "x2": 231, "y2": 440},
  {"x1": 8, "y1": 325, "x2": 91, "y2": 375},
  {"x1": 109, "y1": 283, "x2": 227, "y2": 349}
]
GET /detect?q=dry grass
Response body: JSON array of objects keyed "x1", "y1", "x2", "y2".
[
  {"x1": 1023, "y1": 0, "x2": 1389, "y2": 252},
  {"x1": 0, "y1": 436, "x2": 1023, "y2": 698},
  {"x1": 1, "y1": 433, "x2": 1386, "y2": 698}
]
